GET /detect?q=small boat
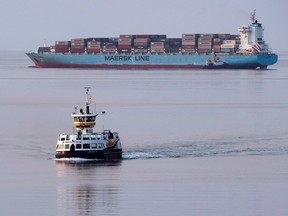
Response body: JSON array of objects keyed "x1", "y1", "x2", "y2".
[
  {"x1": 55, "y1": 88, "x2": 122, "y2": 160},
  {"x1": 204, "y1": 54, "x2": 227, "y2": 69}
]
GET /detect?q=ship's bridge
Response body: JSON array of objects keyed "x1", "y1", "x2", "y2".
[{"x1": 72, "y1": 112, "x2": 97, "y2": 128}]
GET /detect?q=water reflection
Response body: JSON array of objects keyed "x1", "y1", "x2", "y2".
[{"x1": 56, "y1": 161, "x2": 121, "y2": 216}]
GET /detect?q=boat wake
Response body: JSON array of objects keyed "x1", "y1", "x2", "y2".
[{"x1": 122, "y1": 134, "x2": 288, "y2": 160}]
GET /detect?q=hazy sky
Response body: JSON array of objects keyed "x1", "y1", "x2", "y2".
[{"x1": 1, "y1": 0, "x2": 287, "y2": 51}]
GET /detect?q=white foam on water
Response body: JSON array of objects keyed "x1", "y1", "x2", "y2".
[{"x1": 54, "y1": 157, "x2": 102, "y2": 163}]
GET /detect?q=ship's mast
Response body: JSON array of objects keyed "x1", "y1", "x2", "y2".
[{"x1": 250, "y1": 10, "x2": 256, "y2": 23}]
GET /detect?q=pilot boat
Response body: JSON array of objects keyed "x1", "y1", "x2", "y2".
[{"x1": 55, "y1": 88, "x2": 122, "y2": 160}]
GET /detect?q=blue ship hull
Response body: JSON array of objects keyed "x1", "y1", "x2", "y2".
[{"x1": 26, "y1": 52, "x2": 278, "y2": 69}]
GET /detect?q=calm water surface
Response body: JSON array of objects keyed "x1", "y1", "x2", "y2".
[{"x1": 0, "y1": 51, "x2": 288, "y2": 215}]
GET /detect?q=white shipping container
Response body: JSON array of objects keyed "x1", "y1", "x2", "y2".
[
  {"x1": 221, "y1": 44, "x2": 235, "y2": 48},
  {"x1": 120, "y1": 35, "x2": 133, "y2": 38},
  {"x1": 134, "y1": 49, "x2": 148, "y2": 53},
  {"x1": 55, "y1": 41, "x2": 69, "y2": 45},
  {"x1": 223, "y1": 40, "x2": 236, "y2": 45},
  {"x1": 182, "y1": 41, "x2": 196, "y2": 45},
  {"x1": 134, "y1": 38, "x2": 149, "y2": 42},
  {"x1": 182, "y1": 34, "x2": 196, "y2": 39},
  {"x1": 182, "y1": 38, "x2": 196, "y2": 42}
]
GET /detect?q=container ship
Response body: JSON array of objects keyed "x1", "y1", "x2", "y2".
[{"x1": 26, "y1": 11, "x2": 277, "y2": 69}]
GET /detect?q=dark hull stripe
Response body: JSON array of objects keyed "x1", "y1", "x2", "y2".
[{"x1": 55, "y1": 149, "x2": 122, "y2": 160}]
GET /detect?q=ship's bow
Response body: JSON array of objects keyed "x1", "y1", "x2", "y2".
[
  {"x1": 258, "y1": 54, "x2": 278, "y2": 68},
  {"x1": 26, "y1": 52, "x2": 41, "y2": 67}
]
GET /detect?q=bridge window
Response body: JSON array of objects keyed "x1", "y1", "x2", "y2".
[
  {"x1": 91, "y1": 134, "x2": 96, "y2": 140},
  {"x1": 65, "y1": 144, "x2": 70, "y2": 149},
  {"x1": 91, "y1": 143, "x2": 97, "y2": 148},
  {"x1": 76, "y1": 144, "x2": 82, "y2": 149}
]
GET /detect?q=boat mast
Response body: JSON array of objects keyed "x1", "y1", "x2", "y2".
[{"x1": 85, "y1": 87, "x2": 92, "y2": 114}]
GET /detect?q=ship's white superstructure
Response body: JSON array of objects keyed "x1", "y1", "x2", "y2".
[{"x1": 239, "y1": 10, "x2": 270, "y2": 53}]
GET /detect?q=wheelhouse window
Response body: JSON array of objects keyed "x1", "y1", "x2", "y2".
[
  {"x1": 86, "y1": 116, "x2": 96, "y2": 122},
  {"x1": 65, "y1": 144, "x2": 70, "y2": 149},
  {"x1": 76, "y1": 144, "x2": 82, "y2": 149},
  {"x1": 91, "y1": 134, "x2": 96, "y2": 140}
]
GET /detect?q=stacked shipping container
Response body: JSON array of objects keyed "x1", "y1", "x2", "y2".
[
  {"x1": 134, "y1": 35, "x2": 149, "y2": 54},
  {"x1": 221, "y1": 40, "x2": 236, "y2": 53},
  {"x1": 118, "y1": 35, "x2": 132, "y2": 53},
  {"x1": 102, "y1": 42, "x2": 117, "y2": 54},
  {"x1": 182, "y1": 34, "x2": 196, "y2": 54},
  {"x1": 198, "y1": 34, "x2": 213, "y2": 54},
  {"x1": 166, "y1": 38, "x2": 181, "y2": 54},
  {"x1": 45, "y1": 33, "x2": 241, "y2": 55},
  {"x1": 213, "y1": 38, "x2": 221, "y2": 53},
  {"x1": 71, "y1": 39, "x2": 85, "y2": 54},
  {"x1": 150, "y1": 42, "x2": 165, "y2": 54},
  {"x1": 55, "y1": 41, "x2": 70, "y2": 53},
  {"x1": 87, "y1": 40, "x2": 101, "y2": 54}
]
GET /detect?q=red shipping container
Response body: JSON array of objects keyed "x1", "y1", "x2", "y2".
[
  {"x1": 118, "y1": 44, "x2": 132, "y2": 49},
  {"x1": 87, "y1": 48, "x2": 101, "y2": 54},
  {"x1": 135, "y1": 35, "x2": 150, "y2": 38},
  {"x1": 70, "y1": 48, "x2": 85, "y2": 54}
]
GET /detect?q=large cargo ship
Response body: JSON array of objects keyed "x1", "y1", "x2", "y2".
[{"x1": 26, "y1": 11, "x2": 277, "y2": 69}]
